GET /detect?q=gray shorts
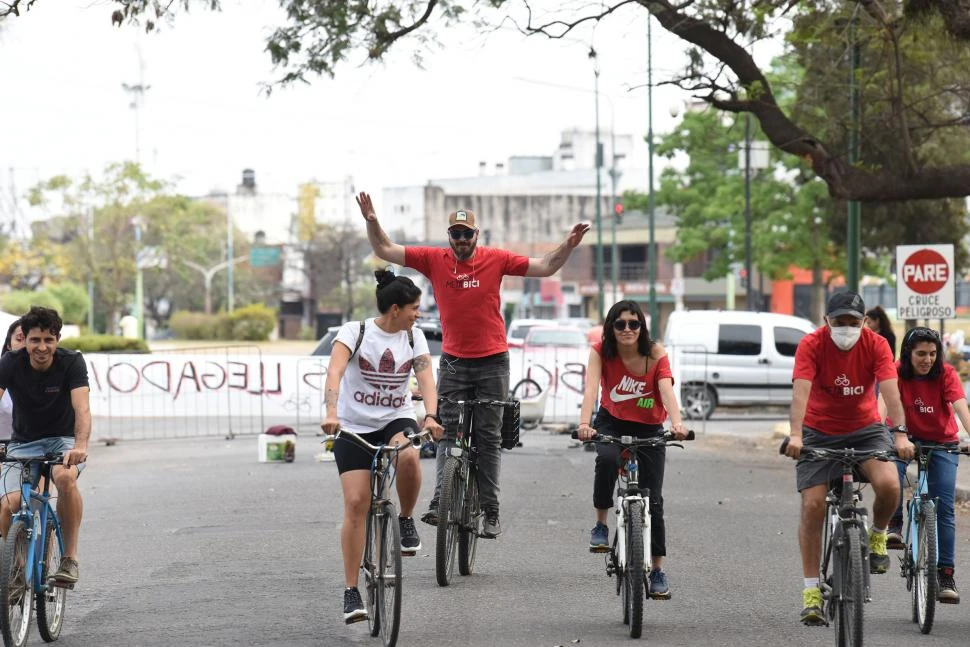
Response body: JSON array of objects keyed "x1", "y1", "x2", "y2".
[
  {"x1": 796, "y1": 423, "x2": 892, "y2": 492},
  {"x1": 1, "y1": 437, "x2": 85, "y2": 496}
]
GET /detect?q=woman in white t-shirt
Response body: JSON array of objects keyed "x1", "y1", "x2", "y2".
[
  {"x1": 0, "y1": 319, "x2": 25, "y2": 442},
  {"x1": 322, "y1": 268, "x2": 443, "y2": 625}
]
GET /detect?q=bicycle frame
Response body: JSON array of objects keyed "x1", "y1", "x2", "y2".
[
  {"x1": 10, "y1": 460, "x2": 65, "y2": 596},
  {"x1": 819, "y1": 458, "x2": 872, "y2": 607},
  {"x1": 902, "y1": 443, "x2": 949, "y2": 579},
  {"x1": 611, "y1": 443, "x2": 650, "y2": 577}
]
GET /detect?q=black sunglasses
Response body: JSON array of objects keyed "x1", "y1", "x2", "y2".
[
  {"x1": 448, "y1": 228, "x2": 476, "y2": 241},
  {"x1": 613, "y1": 319, "x2": 642, "y2": 331},
  {"x1": 904, "y1": 327, "x2": 940, "y2": 345}
]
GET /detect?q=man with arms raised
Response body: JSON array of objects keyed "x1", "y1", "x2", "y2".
[
  {"x1": 0, "y1": 306, "x2": 90, "y2": 584},
  {"x1": 356, "y1": 192, "x2": 589, "y2": 537}
]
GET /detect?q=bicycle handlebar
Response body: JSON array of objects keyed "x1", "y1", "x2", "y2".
[
  {"x1": 0, "y1": 453, "x2": 65, "y2": 465},
  {"x1": 571, "y1": 429, "x2": 695, "y2": 445},
  {"x1": 321, "y1": 428, "x2": 432, "y2": 453},
  {"x1": 910, "y1": 440, "x2": 970, "y2": 456},
  {"x1": 441, "y1": 396, "x2": 513, "y2": 408},
  {"x1": 778, "y1": 436, "x2": 896, "y2": 462}
]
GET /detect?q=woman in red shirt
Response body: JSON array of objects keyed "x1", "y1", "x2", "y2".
[
  {"x1": 886, "y1": 327, "x2": 970, "y2": 604},
  {"x1": 577, "y1": 300, "x2": 689, "y2": 599}
]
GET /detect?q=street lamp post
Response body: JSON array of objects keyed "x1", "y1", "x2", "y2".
[
  {"x1": 647, "y1": 17, "x2": 658, "y2": 332},
  {"x1": 590, "y1": 47, "x2": 605, "y2": 322},
  {"x1": 609, "y1": 127, "x2": 620, "y2": 304}
]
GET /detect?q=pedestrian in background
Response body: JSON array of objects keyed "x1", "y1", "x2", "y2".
[{"x1": 865, "y1": 305, "x2": 897, "y2": 359}]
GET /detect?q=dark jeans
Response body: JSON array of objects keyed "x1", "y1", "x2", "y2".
[
  {"x1": 894, "y1": 447, "x2": 959, "y2": 567},
  {"x1": 592, "y1": 409, "x2": 667, "y2": 558},
  {"x1": 434, "y1": 351, "x2": 510, "y2": 512}
]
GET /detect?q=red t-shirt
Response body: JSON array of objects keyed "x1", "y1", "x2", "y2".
[
  {"x1": 593, "y1": 342, "x2": 673, "y2": 424},
  {"x1": 893, "y1": 362, "x2": 966, "y2": 443},
  {"x1": 792, "y1": 326, "x2": 896, "y2": 435},
  {"x1": 405, "y1": 246, "x2": 529, "y2": 358}
]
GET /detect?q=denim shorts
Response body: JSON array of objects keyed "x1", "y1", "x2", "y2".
[{"x1": 1, "y1": 437, "x2": 85, "y2": 496}]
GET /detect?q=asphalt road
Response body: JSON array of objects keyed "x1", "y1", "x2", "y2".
[{"x1": 45, "y1": 425, "x2": 970, "y2": 646}]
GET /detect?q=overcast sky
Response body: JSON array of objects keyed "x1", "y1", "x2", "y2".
[{"x1": 1, "y1": 0, "x2": 717, "y2": 216}]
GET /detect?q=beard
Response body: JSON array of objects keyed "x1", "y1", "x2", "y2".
[{"x1": 450, "y1": 239, "x2": 477, "y2": 262}]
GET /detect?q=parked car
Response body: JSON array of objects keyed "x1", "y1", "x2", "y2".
[
  {"x1": 522, "y1": 326, "x2": 589, "y2": 350},
  {"x1": 507, "y1": 318, "x2": 555, "y2": 349},
  {"x1": 663, "y1": 310, "x2": 816, "y2": 419}
]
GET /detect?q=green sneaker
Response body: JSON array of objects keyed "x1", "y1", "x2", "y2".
[
  {"x1": 869, "y1": 531, "x2": 889, "y2": 574},
  {"x1": 800, "y1": 587, "x2": 824, "y2": 625}
]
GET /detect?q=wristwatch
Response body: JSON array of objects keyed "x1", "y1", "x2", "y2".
[
  {"x1": 891, "y1": 425, "x2": 909, "y2": 435},
  {"x1": 424, "y1": 413, "x2": 441, "y2": 424}
]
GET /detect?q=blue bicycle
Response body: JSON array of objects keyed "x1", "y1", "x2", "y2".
[
  {"x1": 0, "y1": 454, "x2": 69, "y2": 647},
  {"x1": 899, "y1": 441, "x2": 969, "y2": 634}
]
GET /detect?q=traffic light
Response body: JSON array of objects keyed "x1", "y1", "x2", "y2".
[
  {"x1": 614, "y1": 202, "x2": 624, "y2": 224},
  {"x1": 739, "y1": 268, "x2": 748, "y2": 289}
]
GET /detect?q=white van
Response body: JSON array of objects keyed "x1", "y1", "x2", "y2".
[{"x1": 662, "y1": 310, "x2": 816, "y2": 419}]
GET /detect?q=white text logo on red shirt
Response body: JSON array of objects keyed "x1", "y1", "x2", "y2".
[
  {"x1": 914, "y1": 397, "x2": 935, "y2": 413},
  {"x1": 834, "y1": 373, "x2": 864, "y2": 396}
]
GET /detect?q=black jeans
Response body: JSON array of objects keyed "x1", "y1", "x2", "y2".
[
  {"x1": 592, "y1": 409, "x2": 667, "y2": 557},
  {"x1": 434, "y1": 351, "x2": 510, "y2": 512}
]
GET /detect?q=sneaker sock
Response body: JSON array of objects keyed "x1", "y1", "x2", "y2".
[{"x1": 804, "y1": 577, "x2": 819, "y2": 590}]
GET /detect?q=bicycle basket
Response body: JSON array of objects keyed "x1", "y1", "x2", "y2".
[{"x1": 500, "y1": 400, "x2": 520, "y2": 450}]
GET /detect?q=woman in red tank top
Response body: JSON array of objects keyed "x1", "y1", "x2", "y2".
[{"x1": 577, "y1": 300, "x2": 689, "y2": 599}]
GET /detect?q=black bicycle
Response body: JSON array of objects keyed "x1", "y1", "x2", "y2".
[
  {"x1": 576, "y1": 429, "x2": 693, "y2": 639},
  {"x1": 435, "y1": 397, "x2": 517, "y2": 587},
  {"x1": 321, "y1": 428, "x2": 430, "y2": 647},
  {"x1": 780, "y1": 438, "x2": 896, "y2": 647}
]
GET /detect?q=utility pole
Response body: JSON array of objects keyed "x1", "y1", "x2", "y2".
[
  {"x1": 647, "y1": 17, "x2": 659, "y2": 332},
  {"x1": 122, "y1": 44, "x2": 150, "y2": 338},
  {"x1": 184, "y1": 257, "x2": 247, "y2": 315},
  {"x1": 590, "y1": 47, "x2": 605, "y2": 322},
  {"x1": 847, "y1": 13, "x2": 861, "y2": 292}
]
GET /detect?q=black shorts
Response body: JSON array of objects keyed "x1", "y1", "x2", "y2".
[{"x1": 333, "y1": 418, "x2": 420, "y2": 475}]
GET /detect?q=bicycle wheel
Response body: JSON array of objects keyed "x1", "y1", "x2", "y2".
[
  {"x1": 458, "y1": 467, "x2": 481, "y2": 576},
  {"x1": 364, "y1": 508, "x2": 381, "y2": 637},
  {"x1": 0, "y1": 519, "x2": 33, "y2": 647},
  {"x1": 913, "y1": 502, "x2": 938, "y2": 635},
  {"x1": 625, "y1": 503, "x2": 645, "y2": 639},
  {"x1": 833, "y1": 528, "x2": 865, "y2": 647},
  {"x1": 377, "y1": 502, "x2": 402, "y2": 647},
  {"x1": 435, "y1": 457, "x2": 463, "y2": 587},
  {"x1": 36, "y1": 520, "x2": 66, "y2": 642}
]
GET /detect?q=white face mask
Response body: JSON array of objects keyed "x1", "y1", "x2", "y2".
[{"x1": 830, "y1": 326, "x2": 862, "y2": 351}]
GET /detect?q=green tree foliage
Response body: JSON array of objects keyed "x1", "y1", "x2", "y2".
[
  {"x1": 26, "y1": 0, "x2": 967, "y2": 201},
  {"x1": 0, "y1": 290, "x2": 63, "y2": 316},
  {"x1": 47, "y1": 283, "x2": 91, "y2": 325},
  {"x1": 27, "y1": 162, "x2": 165, "y2": 333}
]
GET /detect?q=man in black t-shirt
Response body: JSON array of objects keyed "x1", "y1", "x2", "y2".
[{"x1": 0, "y1": 307, "x2": 90, "y2": 585}]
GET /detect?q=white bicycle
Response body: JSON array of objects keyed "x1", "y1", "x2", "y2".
[{"x1": 577, "y1": 429, "x2": 693, "y2": 638}]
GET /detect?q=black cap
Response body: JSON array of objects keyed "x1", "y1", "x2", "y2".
[{"x1": 826, "y1": 291, "x2": 865, "y2": 319}]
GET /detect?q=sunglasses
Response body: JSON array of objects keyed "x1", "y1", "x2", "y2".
[
  {"x1": 613, "y1": 319, "x2": 642, "y2": 331},
  {"x1": 904, "y1": 327, "x2": 940, "y2": 345},
  {"x1": 448, "y1": 228, "x2": 476, "y2": 241}
]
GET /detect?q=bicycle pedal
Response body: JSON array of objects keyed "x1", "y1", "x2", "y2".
[
  {"x1": 589, "y1": 546, "x2": 610, "y2": 554},
  {"x1": 400, "y1": 549, "x2": 417, "y2": 557},
  {"x1": 47, "y1": 579, "x2": 74, "y2": 590}
]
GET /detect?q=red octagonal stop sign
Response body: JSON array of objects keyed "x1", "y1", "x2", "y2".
[{"x1": 902, "y1": 249, "x2": 950, "y2": 294}]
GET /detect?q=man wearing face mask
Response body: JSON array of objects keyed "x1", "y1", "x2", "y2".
[{"x1": 783, "y1": 291, "x2": 915, "y2": 626}]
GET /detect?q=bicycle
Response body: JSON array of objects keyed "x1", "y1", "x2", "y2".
[
  {"x1": 897, "y1": 441, "x2": 969, "y2": 634},
  {"x1": 779, "y1": 438, "x2": 896, "y2": 647},
  {"x1": 0, "y1": 454, "x2": 70, "y2": 647},
  {"x1": 435, "y1": 397, "x2": 517, "y2": 587},
  {"x1": 575, "y1": 429, "x2": 694, "y2": 639},
  {"x1": 321, "y1": 427, "x2": 430, "y2": 647}
]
